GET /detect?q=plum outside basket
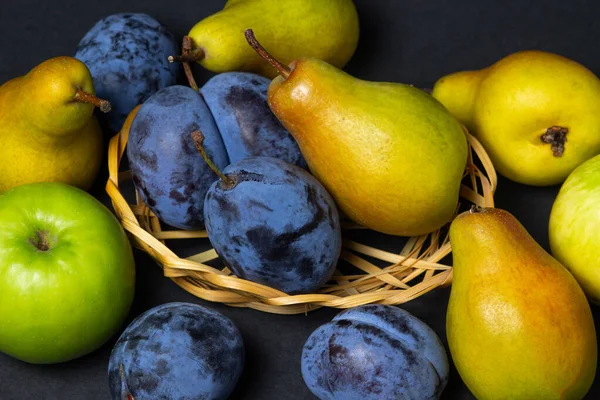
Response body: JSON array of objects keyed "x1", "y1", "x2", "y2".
[{"x1": 106, "y1": 107, "x2": 497, "y2": 315}]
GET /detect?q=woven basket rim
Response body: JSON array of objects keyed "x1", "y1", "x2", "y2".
[{"x1": 106, "y1": 106, "x2": 497, "y2": 315}]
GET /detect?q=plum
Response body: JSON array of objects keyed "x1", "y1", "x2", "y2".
[
  {"x1": 203, "y1": 156, "x2": 341, "y2": 294},
  {"x1": 108, "y1": 302, "x2": 244, "y2": 400},
  {"x1": 128, "y1": 85, "x2": 228, "y2": 229},
  {"x1": 201, "y1": 72, "x2": 307, "y2": 167},
  {"x1": 75, "y1": 13, "x2": 179, "y2": 132},
  {"x1": 301, "y1": 304, "x2": 449, "y2": 400}
]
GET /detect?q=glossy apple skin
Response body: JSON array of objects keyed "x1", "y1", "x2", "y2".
[
  {"x1": 550, "y1": 154, "x2": 600, "y2": 303},
  {"x1": 0, "y1": 182, "x2": 136, "y2": 364}
]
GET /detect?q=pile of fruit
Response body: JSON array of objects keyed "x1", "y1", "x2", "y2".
[{"x1": 2, "y1": 0, "x2": 600, "y2": 399}]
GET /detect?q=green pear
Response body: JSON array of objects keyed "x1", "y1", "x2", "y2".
[
  {"x1": 184, "y1": 0, "x2": 359, "y2": 78},
  {"x1": 244, "y1": 30, "x2": 468, "y2": 236},
  {"x1": 0, "y1": 56, "x2": 110, "y2": 193},
  {"x1": 448, "y1": 207, "x2": 597, "y2": 400}
]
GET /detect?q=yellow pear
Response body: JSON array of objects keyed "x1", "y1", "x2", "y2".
[
  {"x1": 244, "y1": 30, "x2": 468, "y2": 236},
  {"x1": 448, "y1": 207, "x2": 597, "y2": 399},
  {"x1": 0, "y1": 56, "x2": 109, "y2": 193},
  {"x1": 433, "y1": 51, "x2": 600, "y2": 186},
  {"x1": 183, "y1": 0, "x2": 359, "y2": 78}
]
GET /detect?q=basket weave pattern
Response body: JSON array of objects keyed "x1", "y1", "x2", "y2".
[{"x1": 106, "y1": 109, "x2": 497, "y2": 315}]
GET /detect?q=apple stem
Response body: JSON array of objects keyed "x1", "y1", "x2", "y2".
[
  {"x1": 541, "y1": 126, "x2": 568, "y2": 157},
  {"x1": 29, "y1": 230, "x2": 50, "y2": 252},
  {"x1": 120, "y1": 364, "x2": 135, "y2": 400},
  {"x1": 244, "y1": 29, "x2": 291, "y2": 78},
  {"x1": 73, "y1": 89, "x2": 112, "y2": 113},
  {"x1": 191, "y1": 130, "x2": 236, "y2": 188}
]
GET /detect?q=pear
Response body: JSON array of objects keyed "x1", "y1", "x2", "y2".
[
  {"x1": 432, "y1": 50, "x2": 600, "y2": 186},
  {"x1": 180, "y1": 0, "x2": 359, "y2": 78},
  {"x1": 448, "y1": 207, "x2": 597, "y2": 400},
  {"x1": 0, "y1": 56, "x2": 109, "y2": 193},
  {"x1": 244, "y1": 30, "x2": 468, "y2": 236}
]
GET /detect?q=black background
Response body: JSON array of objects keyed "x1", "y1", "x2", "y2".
[{"x1": 1, "y1": 0, "x2": 600, "y2": 399}]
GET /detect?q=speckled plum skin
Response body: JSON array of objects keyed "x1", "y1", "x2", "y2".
[
  {"x1": 128, "y1": 85, "x2": 229, "y2": 230},
  {"x1": 204, "y1": 157, "x2": 341, "y2": 294},
  {"x1": 301, "y1": 304, "x2": 449, "y2": 400},
  {"x1": 75, "y1": 13, "x2": 179, "y2": 132},
  {"x1": 108, "y1": 302, "x2": 244, "y2": 400},
  {"x1": 201, "y1": 72, "x2": 307, "y2": 168}
]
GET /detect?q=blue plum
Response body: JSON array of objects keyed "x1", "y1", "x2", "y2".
[
  {"x1": 201, "y1": 72, "x2": 307, "y2": 167},
  {"x1": 128, "y1": 85, "x2": 229, "y2": 230},
  {"x1": 203, "y1": 157, "x2": 341, "y2": 294},
  {"x1": 301, "y1": 304, "x2": 449, "y2": 400},
  {"x1": 108, "y1": 302, "x2": 244, "y2": 400},
  {"x1": 75, "y1": 13, "x2": 180, "y2": 132}
]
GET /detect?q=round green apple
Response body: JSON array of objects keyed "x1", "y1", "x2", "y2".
[
  {"x1": 0, "y1": 182, "x2": 135, "y2": 364},
  {"x1": 549, "y1": 154, "x2": 600, "y2": 303}
]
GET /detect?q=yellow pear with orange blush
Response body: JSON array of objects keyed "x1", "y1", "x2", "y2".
[
  {"x1": 447, "y1": 207, "x2": 597, "y2": 399},
  {"x1": 244, "y1": 30, "x2": 468, "y2": 237}
]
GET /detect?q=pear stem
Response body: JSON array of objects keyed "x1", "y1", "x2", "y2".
[
  {"x1": 73, "y1": 89, "x2": 112, "y2": 113},
  {"x1": 244, "y1": 29, "x2": 290, "y2": 78},
  {"x1": 470, "y1": 205, "x2": 483, "y2": 214},
  {"x1": 119, "y1": 364, "x2": 135, "y2": 400},
  {"x1": 172, "y1": 36, "x2": 200, "y2": 92},
  {"x1": 168, "y1": 47, "x2": 205, "y2": 64},
  {"x1": 191, "y1": 130, "x2": 236, "y2": 188}
]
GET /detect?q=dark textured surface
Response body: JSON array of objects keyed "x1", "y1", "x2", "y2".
[{"x1": 2, "y1": 0, "x2": 600, "y2": 399}]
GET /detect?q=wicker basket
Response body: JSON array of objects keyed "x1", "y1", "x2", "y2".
[{"x1": 106, "y1": 107, "x2": 497, "y2": 315}]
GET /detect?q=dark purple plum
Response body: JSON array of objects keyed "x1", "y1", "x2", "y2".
[
  {"x1": 75, "y1": 13, "x2": 179, "y2": 132},
  {"x1": 128, "y1": 85, "x2": 228, "y2": 229},
  {"x1": 108, "y1": 302, "x2": 244, "y2": 400},
  {"x1": 301, "y1": 304, "x2": 449, "y2": 400},
  {"x1": 201, "y1": 72, "x2": 307, "y2": 168},
  {"x1": 203, "y1": 156, "x2": 341, "y2": 294}
]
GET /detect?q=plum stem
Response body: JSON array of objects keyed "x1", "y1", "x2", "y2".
[
  {"x1": 244, "y1": 29, "x2": 291, "y2": 78},
  {"x1": 119, "y1": 364, "x2": 135, "y2": 400},
  {"x1": 73, "y1": 89, "x2": 112, "y2": 113},
  {"x1": 191, "y1": 130, "x2": 236, "y2": 188}
]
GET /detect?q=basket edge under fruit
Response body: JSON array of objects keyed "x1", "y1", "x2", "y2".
[{"x1": 105, "y1": 107, "x2": 497, "y2": 315}]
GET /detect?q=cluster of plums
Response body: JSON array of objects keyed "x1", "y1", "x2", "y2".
[
  {"x1": 74, "y1": 11, "x2": 449, "y2": 400},
  {"x1": 109, "y1": 302, "x2": 449, "y2": 400},
  {"x1": 76, "y1": 13, "x2": 341, "y2": 295}
]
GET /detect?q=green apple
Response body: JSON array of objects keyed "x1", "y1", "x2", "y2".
[
  {"x1": 0, "y1": 182, "x2": 135, "y2": 364},
  {"x1": 549, "y1": 154, "x2": 600, "y2": 303}
]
